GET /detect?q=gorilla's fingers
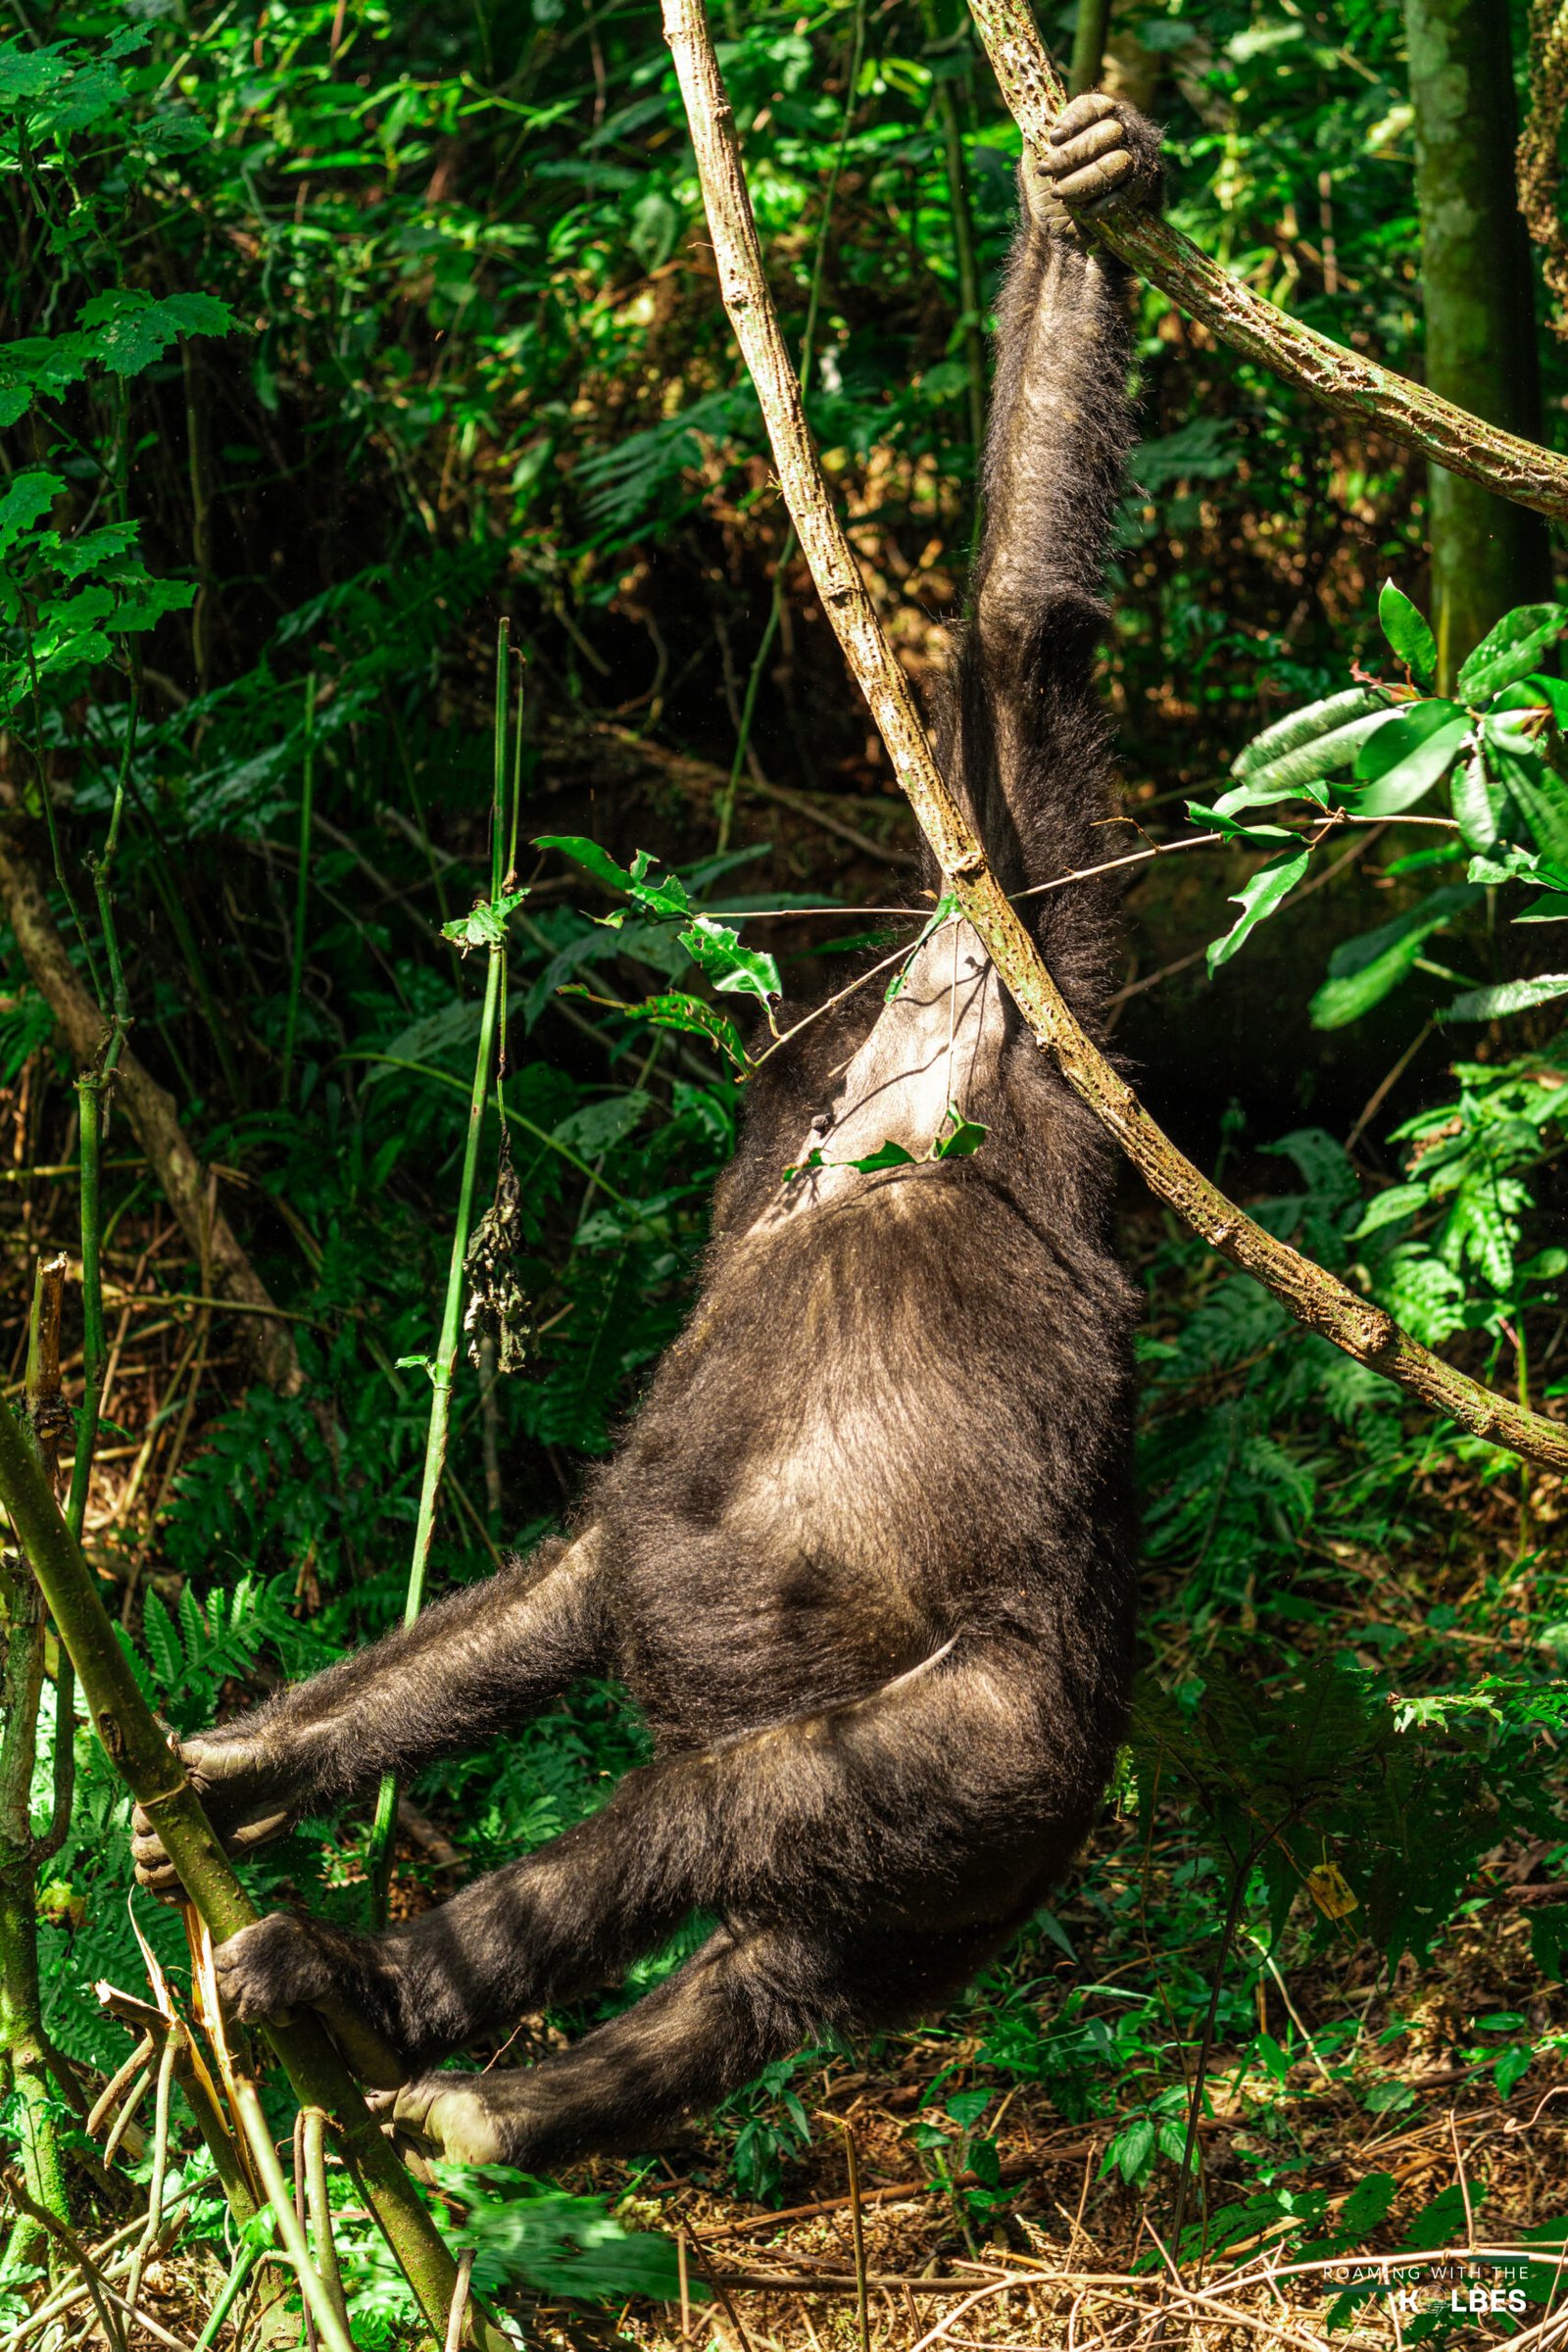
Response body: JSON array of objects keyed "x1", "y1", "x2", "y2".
[
  {"x1": 1054, "y1": 151, "x2": 1136, "y2": 207},
  {"x1": 1049, "y1": 90, "x2": 1117, "y2": 140}
]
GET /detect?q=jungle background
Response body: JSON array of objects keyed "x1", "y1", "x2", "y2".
[{"x1": 6, "y1": 0, "x2": 1568, "y2": 2344}]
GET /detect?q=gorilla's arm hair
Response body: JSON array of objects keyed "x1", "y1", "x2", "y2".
[{"x1": 132, "y1": 1534, "x2": 608, "y2": 1879}]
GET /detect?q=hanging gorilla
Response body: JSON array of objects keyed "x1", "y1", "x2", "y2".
[{"x1": 132, "y1": 89, "x2": 1164, "y2": 2170}]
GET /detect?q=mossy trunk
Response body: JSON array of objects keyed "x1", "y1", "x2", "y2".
[{"x1": 1403, "y1": 0, "x2": 1553, "y2": 687}]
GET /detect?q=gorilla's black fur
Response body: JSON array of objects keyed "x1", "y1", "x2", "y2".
[{"x1": 134, "y1": 91, "x2": 1163, "y2": 2171}]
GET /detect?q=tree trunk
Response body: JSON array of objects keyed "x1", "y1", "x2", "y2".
[{"x1": 1404, "y1": 0, "x2": 1553, "y2": 686}]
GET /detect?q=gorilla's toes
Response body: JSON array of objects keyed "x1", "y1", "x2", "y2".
[{"x1": 215, "y1": 1911, "x2": 334, "y2": 2027}]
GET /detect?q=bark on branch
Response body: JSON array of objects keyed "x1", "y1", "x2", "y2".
[
  {"x1": 660, "y1": 0, "x2": 1568, "y2": 1476},
  {"x1": 0, "y1": 818, "x2": 302, "y2": 1396},
  {"x1": 965, "y1": 0, "x2": 1568, "y2": 526}
]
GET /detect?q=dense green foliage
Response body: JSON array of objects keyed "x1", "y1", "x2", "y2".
[{"x1": 4, "y1": 0, "x2": 1568, "y2": 2338}]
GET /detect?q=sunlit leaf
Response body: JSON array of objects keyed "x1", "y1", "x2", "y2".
[
  {"x1": 1206, "y1": 844, "x2": 1309, "y2": 972},
  {"x1": 1445, "y1": 974, "x2": 1568, "y2": 1022},
  {"x1": 1348, "y1": 701, "x2": 1467, "y2": 814},
  {"x1": 1456, "y1": 602, "x2": 1568, "y2": 702},
  {"x1": 1378, "y1": 579, "x2": 1437, "y2": 689}
]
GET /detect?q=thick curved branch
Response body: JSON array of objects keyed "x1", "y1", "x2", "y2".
[
  {"x1": 660, "y1": 0, "x2": 1568, "y2": 1476},
  {"x1": 966, "y1": 0, "x2": 1568, "y2": 525}
]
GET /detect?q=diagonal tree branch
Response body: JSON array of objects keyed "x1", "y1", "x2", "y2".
[
  {"x1": 659, "y1": 0, "x2": 1568, "y2": 1476},
  {"x1": 0, "y1": 817, "x2": 302, "y2": 1397},
  {"x1": 0, "y1": 1396, "x2": 514, "y2": 2352},
  {"x1": 965, "y1": 0, "x2": 1568, "y2": 527}
]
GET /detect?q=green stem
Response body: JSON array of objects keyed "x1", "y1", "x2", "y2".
[
  {"x1": 0, "y1": 1398, "x2": 507, "y2": 2352},
  {"x1": 1067, "y1": 0, "x2": 1112, "y2": 94},
  {"x1": 191, "y1": 2241, "x2": 259, "y2": 2352},
  {"x1": 366, "y1": 630, "x2": 513, "y2": 1923},
  {"x1": 0, "y1": 1276, "x2": 69, "y2": 2278},
  {"x1": 280, "y1": 674, "x2": 317, "y2": 1109}
]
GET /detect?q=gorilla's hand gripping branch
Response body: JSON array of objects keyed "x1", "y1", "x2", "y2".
[
  {"x1": 660, "y1": 0, "x2": 1568, "y2": 1477},
  {"x1": 0, "y1": 1396, "x2": 514, "y2": 2352},
  {"x1": 964, "y1": 0, "x2": 1568, "y2": 528}
]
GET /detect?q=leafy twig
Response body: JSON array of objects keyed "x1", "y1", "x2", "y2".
[{"x1": 965, "y1": 0, "x2": 1568, "y2": 526}]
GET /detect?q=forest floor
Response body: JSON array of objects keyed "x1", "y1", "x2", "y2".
[{"x1": 9, "y1": 1104, "x2": 1568, "y2": 2352}]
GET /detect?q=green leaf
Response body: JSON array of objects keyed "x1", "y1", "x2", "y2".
[
  {"x1": 844, "y1": 1139, "x2": 916, "y2": 1172},
  {"x1": 0, "y1": 468, "x2": 62, "y2": 554},
  {"x1": 1309, "y1": 888, "x2": 1478, "y2": 1030},
  {"x1": 1457, "y1": 602, "x2": 1568, "y2": 702},
  {"x1": 1220, "y1": 706, "x2": 1399, "y2": 808},
  {"x1": 1230, "y1": 686, "x2": 1393, "y2": 780},
  {"x1": 1378, "y1": 580, "x2": 1437, "y2": 688},
  {"x1": 535, "y1": 834, "x2": 699, "y2": 921},
  {"x1": 887, "y1": 892, "x2": 961, "y2": 1001},
  {"x1": 440, "y1": 886, "x2": 529, "y2": 952},
  {"x1": 1450, "y1": 742, "x2": 1508, "y2": 852},
  {"x1": 1445, "y1": 973, "x2": 1568, "y2": 1022},
  {"x1": 77, "y1": 288, "x2": 234, "y2": 376},
  {"x1": 677, "y1": 916, "x2": 780, "y2": 1005},
  {"x1": 1515, "y1": 894, "x2": 1568, "y2": 923},
  {"x1": 934, "y1": 1106, "x2": 987, "y2": 1159},
  {"x1": 1486, "y1": 730, "x2": 1568, "y2": 865},
  {"x1": 1206, "y1": 844, "x2": 1309, "y2": 972},
  {"x1": 1348, "y1": 702, "x2": 1467, "y2": 815},
  {"x1": 1184, "y1": 803, "x2": 1298, "y2": 850}
]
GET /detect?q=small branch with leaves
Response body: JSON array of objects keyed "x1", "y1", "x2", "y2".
[
  {"x1": 963, "y1": 0, "x2": 1568, "y2": 527},
  {"x1": 658, "y1": 0, "x2": 1568, "y2": 1474}
]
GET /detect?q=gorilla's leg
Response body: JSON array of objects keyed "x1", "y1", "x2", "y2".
[
  {"x1": 381, "y1": 1915, "x2": 1009, "y2": 2169},
  {"x1": 212, "y1": 1636, "x2": 1095, "y2": 2081}
]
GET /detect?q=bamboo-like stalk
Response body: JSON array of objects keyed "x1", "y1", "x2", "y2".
[
  {"x1": 367, "y1": 625, "x2": 514, "y2": 1921},
  {"x1": 0, "y1": 1260, "x2": 72, "y2": 2278},
  {"x1": 0, "y1": 1397, "x2": 512, "y2": 2352},
  {"x1": 1067, "y1": 0, "x2": 1112, "y2": 96},
  {"x1": 660, "y1": 0, "x2": 1568, "y2": 1474},
  {"x1": 962, "y1": 0, "x2": 1568, "y2": 525}
]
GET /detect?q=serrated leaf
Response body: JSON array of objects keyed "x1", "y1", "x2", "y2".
[
  {"x1": 560, "y1": 986, "x2": 750, "y2": 1071},
  {"x1": 1457, "y1": 602, "x2": 1568, "y2": 702},
  {"x1": 1378, "y1": 579, "x2": 1438, "y2": 688},
  {"x1": 535, "y1": 834, "x2": 693, "y2": 920},
  {"x1": 934, "y1": 1109, "x2": 987, "y2": 1159},
  {"x1": 0, "y1": 468, "x2": 62, "y2": 554},
  {"x1": 440, "y1": 886, "x2": 529, "y2": 952},
  {"x1": 1349, "y1": 1184, "x2": 1425, "y2": 1239},
  {"x1": 1206, "y1": 844, "x2": 1309, "y2": 972},
  {"x1": 77, "y1": 288, "x2": 234, "y2": 376},
  {"x1": 678, "y1": 916, "x2": 780, "y2": 1004},
  {"x1": 1445, "y1": 973, "x2": 1568, "y2": 1021}
]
